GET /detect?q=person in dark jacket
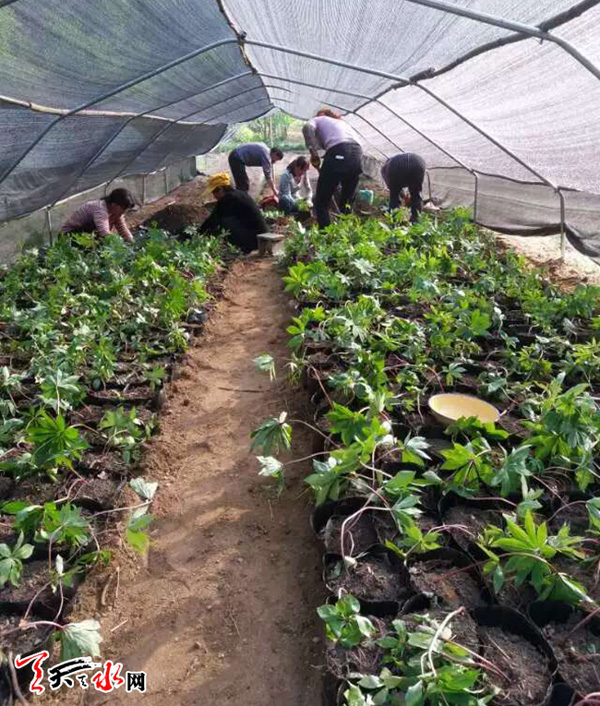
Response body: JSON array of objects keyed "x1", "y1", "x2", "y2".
[
  {"x1": 199, "y1": 173, "x2": 267, "y2": 254},
  {"x1": 381, "y1": 153, "x2": 427, "y2": 223},
  {"x1": 228, "y1": 142, "x2": 283, "y2": 196}
]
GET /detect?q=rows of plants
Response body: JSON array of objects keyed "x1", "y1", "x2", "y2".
[
  {"x1": 252, "y1": 209, "x2": 600, "y2": 706},
  {"x1": 0, "y1": 227, "x2": 232, "y2": 696}
]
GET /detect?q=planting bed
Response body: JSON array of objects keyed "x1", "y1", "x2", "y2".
[
  {"x1": 252, "y1": 209, "x2": 600, "y2": 705},
  {"x1": 0, "y1": 226, "x2": 232, "y2": 699}
]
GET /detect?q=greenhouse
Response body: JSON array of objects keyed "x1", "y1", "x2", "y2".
[{"x1": 0, "y1": 1, "x2": 599, "y2": 705}]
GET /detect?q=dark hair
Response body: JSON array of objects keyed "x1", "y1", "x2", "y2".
[
  {"x1": 105, "y1": 188, "x2": 135, "y2": 210},
  {"x1": 316, "y1": 107, "x2": 341, "y2": 119},
  {"x1": 287, "y1": 156, "x2": 309, "y2": 173},
  {"x1": 270, "y1": 147, "x2": 284, "y2": 160}
]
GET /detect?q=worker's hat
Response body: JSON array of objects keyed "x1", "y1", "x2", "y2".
[{"x1": 204, "y1": 172, "x2": 231, "y2": 197}]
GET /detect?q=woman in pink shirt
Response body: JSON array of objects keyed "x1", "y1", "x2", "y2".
[{"x1": 60, "y1": 188, "x2": 136, "y2": 243}]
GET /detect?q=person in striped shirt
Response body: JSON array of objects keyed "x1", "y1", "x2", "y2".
[
  {"x1": 60, "y1": 188, "x2": 136, "y2": 243},
  {"x1": 381, "y1": 153, "x2": 426, "y2": 223}
]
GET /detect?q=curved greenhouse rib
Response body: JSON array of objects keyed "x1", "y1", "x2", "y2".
[
  {"x1": 265, "y1": 75, "x2": 482, "y2": 217},
  {"x1": 0, "y1": 37, "x2": 241, "y2": 189},
  {"x1": 261, "y1": 73, "x2": 469, "y2": 170},
  {"x1": 400, "y1": 0, "x2": 600, "y2": 82},
  {"x1": 49, "y1": 71, "x2": 256, "y2": 209},
  {"x1": 412, "y1": 0, "x2": 600, "y2": 84},
  {"x1": 104, "y1": 92, "x2": 290, "y2": 191},
  {"x1": 246, "y1": 41, "x2": 551, "y2": 187}
]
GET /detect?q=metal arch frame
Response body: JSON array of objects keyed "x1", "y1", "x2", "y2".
[
  {"x1": 400, "y1": 0, "x2": 600, "y2": 83},
  {"x1": 0, "y1": 37, "x2": 240, "y2": 187},
  {"x1": 261, "y1": 73, "x2": 481, "y2": 216},
  {"x1": 104, "y1": 92, "x2": 291, "y2": 192},
  {"x1": 246, "y1": 40, "x2": 568, "y2": 239},
  {"x1": 49, "y1": 71, "x2": 267, "y2": 208}
]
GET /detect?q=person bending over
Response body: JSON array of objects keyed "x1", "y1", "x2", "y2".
[
  {"x1": 228, "y1": 142, "x2": 283, "y2": 197},
  {"x1": 278, "y1": 156, "x2": 313, "y2": 215},
  {"x1": 199, "y1": 173, "x2": 268, "y2": 254},
  {"x1": 302, "y1": 108, "x2": 363, "y2": 229},
  {"x1": 60, "y1": 188, "x2": 135, "y2": 243},
  {"x1": 381, "y1": 153, "x2": 426, "y2": 223}
]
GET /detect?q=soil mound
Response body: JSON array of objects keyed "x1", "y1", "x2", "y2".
[{"x1": 143, "y1": 203, "x2": 209, "y2": 234}]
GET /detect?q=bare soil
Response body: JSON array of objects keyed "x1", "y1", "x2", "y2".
[
  {"x1": 408, "y1": 559, "x2": 485, "y2": 610},
  {"x1": 479, "y1": 625, "x2": 552, "y2": 706},
  {"x1": 50, "y1": 259, "x2": 325, "y2": 705},
  {"x1": 127, "y1": 177, "x2": 212, "y2": 230},
  {"x1": 323, "y1": 513, "x2": 378, "y2": 556},
  {"x1": 325, "y1": 554, "x2": 410, "y2": 603},
  {"x1": 140, "y1": 203, "x2": 210, "y2": 234},
  {"x1": 543, "y1": 613, "x2": 600, "y2": 696}
]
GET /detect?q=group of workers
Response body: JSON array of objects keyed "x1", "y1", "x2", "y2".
[{"x1": 60, "y1": 108, "x2": 427, "y2": 253}]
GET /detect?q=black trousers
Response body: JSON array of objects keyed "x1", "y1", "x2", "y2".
[
  {"x1": 228, "y1": 153, "x2": 250, "y2": 192},
  {"x1": 315, "y1": 142, "x2": 362, "y2": 228},
  {"x1": 388, "y1": 158, "x2": 426, "y2": 223},
  {"x1": 220, "y1": 215, "x2": 258, "y2": 253}
]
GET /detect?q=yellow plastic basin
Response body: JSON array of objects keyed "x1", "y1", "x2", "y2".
[{"x1": 428, "y1": 393, "x2": 500, "y2": 426}]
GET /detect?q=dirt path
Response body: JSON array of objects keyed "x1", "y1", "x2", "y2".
[{"x1": 61, "y1": 260, "x2": 324, "y2": 705}]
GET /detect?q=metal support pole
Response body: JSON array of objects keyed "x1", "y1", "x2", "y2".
[
  {"x1": 559, "y1": 189, "x2": 567, "y2": 261},
  {"x1": 473, "y1": 173, "x2": 480, "y2": 222},
  {"x1": 45, "y1": 207, "x2": 53, "y2": 245},
  {"x1": 400, "y1": 0, "x2": 600, "y2": 82},
  {"x1": 426, "y1": 171, "x2": 432, "y2": 204},
  {"x1": 247, "y1": 40, "x2": 410, "y2": 87},
  {"x1": 0, "y1": 37, "x2": 239, "y2": 188},
  {"x1": 163, "y1": 168, "x2": 169, "y2": 195},
  {"x1": 141, "y1": 175, "x2": 146, "y2": 205}
]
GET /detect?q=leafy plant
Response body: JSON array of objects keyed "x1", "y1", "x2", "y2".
[
  {"x1": 0, "y1": 533, "x2": 34, "y2": 587},
  {"x1": 58, "y1": 619, "x2": 103, "y2": 661},
  {"x1": 125, "y1": 477, "x2": 158, "y2": 554},
  {"x1": 479, "y1": 510, "x2": 589, "y2": 604},
  {"x1": 38, "y1": 368, "x2": 85, "y2": 413},
  {"x1": 343, "y1": 612, "x2": 498, "y2": 706},
  {"x1": 254, "y1": 353, "x2": 276, "y2": 382},
  {"x1": 317, "y1": 595, "x2": 376, "y2": 648},
  {"x1": 251, "y1": 413, "x2": 292, "y2": 455},
  {"x1": 256, "y1": 455, "x2": 285, "y2": 493},
  {"x1": 26, "y1": 412, "x2": 87, "y2": 472},
  {"x1": 99, "y1": 406, "x2": 149, "y2": 462}
]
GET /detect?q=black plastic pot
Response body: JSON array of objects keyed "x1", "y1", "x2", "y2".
[
  {"x1": 438, "y1": 492, "x2": 513, "y2": 560},
  {"x1": 323, "y1": 544, "x2": 412, "y2": 609},
  {"x1": 311, "y1": 497, "x2": 372, "y2": 537},
  {"x1": 0, "y1": 608, "x2": 55, "y2": 703},
  {"x1": 0, "y1": 560, "x2": 80, "y2": 620},
  {"x1": 319, "y1": 505, "x2": 380, "y2": 557},
  {"x1": 472, "y1": 605, "x2": 557, "y2": 706},
  {"x1": 69, "y1": 477, "x2": 124, "y2": 512},
  {"x1": 548, "y1": 684, "x2": 577, "y2": 706},
  {"x1": 407, "y1": 547, "x2": 491, "y2": 609},
  {"x1": 528, "y1": 601, "x2": 600, "y2": 700},
  {"x1": 546, "y1": 490, "x2": 592, "y2": 536}
]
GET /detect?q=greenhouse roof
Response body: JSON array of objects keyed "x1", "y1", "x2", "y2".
[{"x1": 0, "y1": 0, "x2": 599, "y2": 235}]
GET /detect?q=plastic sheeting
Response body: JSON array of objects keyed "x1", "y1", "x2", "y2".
[{"x1": 0, "y1": 0, "x2": 599, "y2": 260}]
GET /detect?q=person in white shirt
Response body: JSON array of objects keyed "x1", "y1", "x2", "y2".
[
  {"x1": 302, "y1": 108, "x2": 363, "y2": 228},
  {"x1": 278, "y1": 156, "x2": 313, "y2": 215}
]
